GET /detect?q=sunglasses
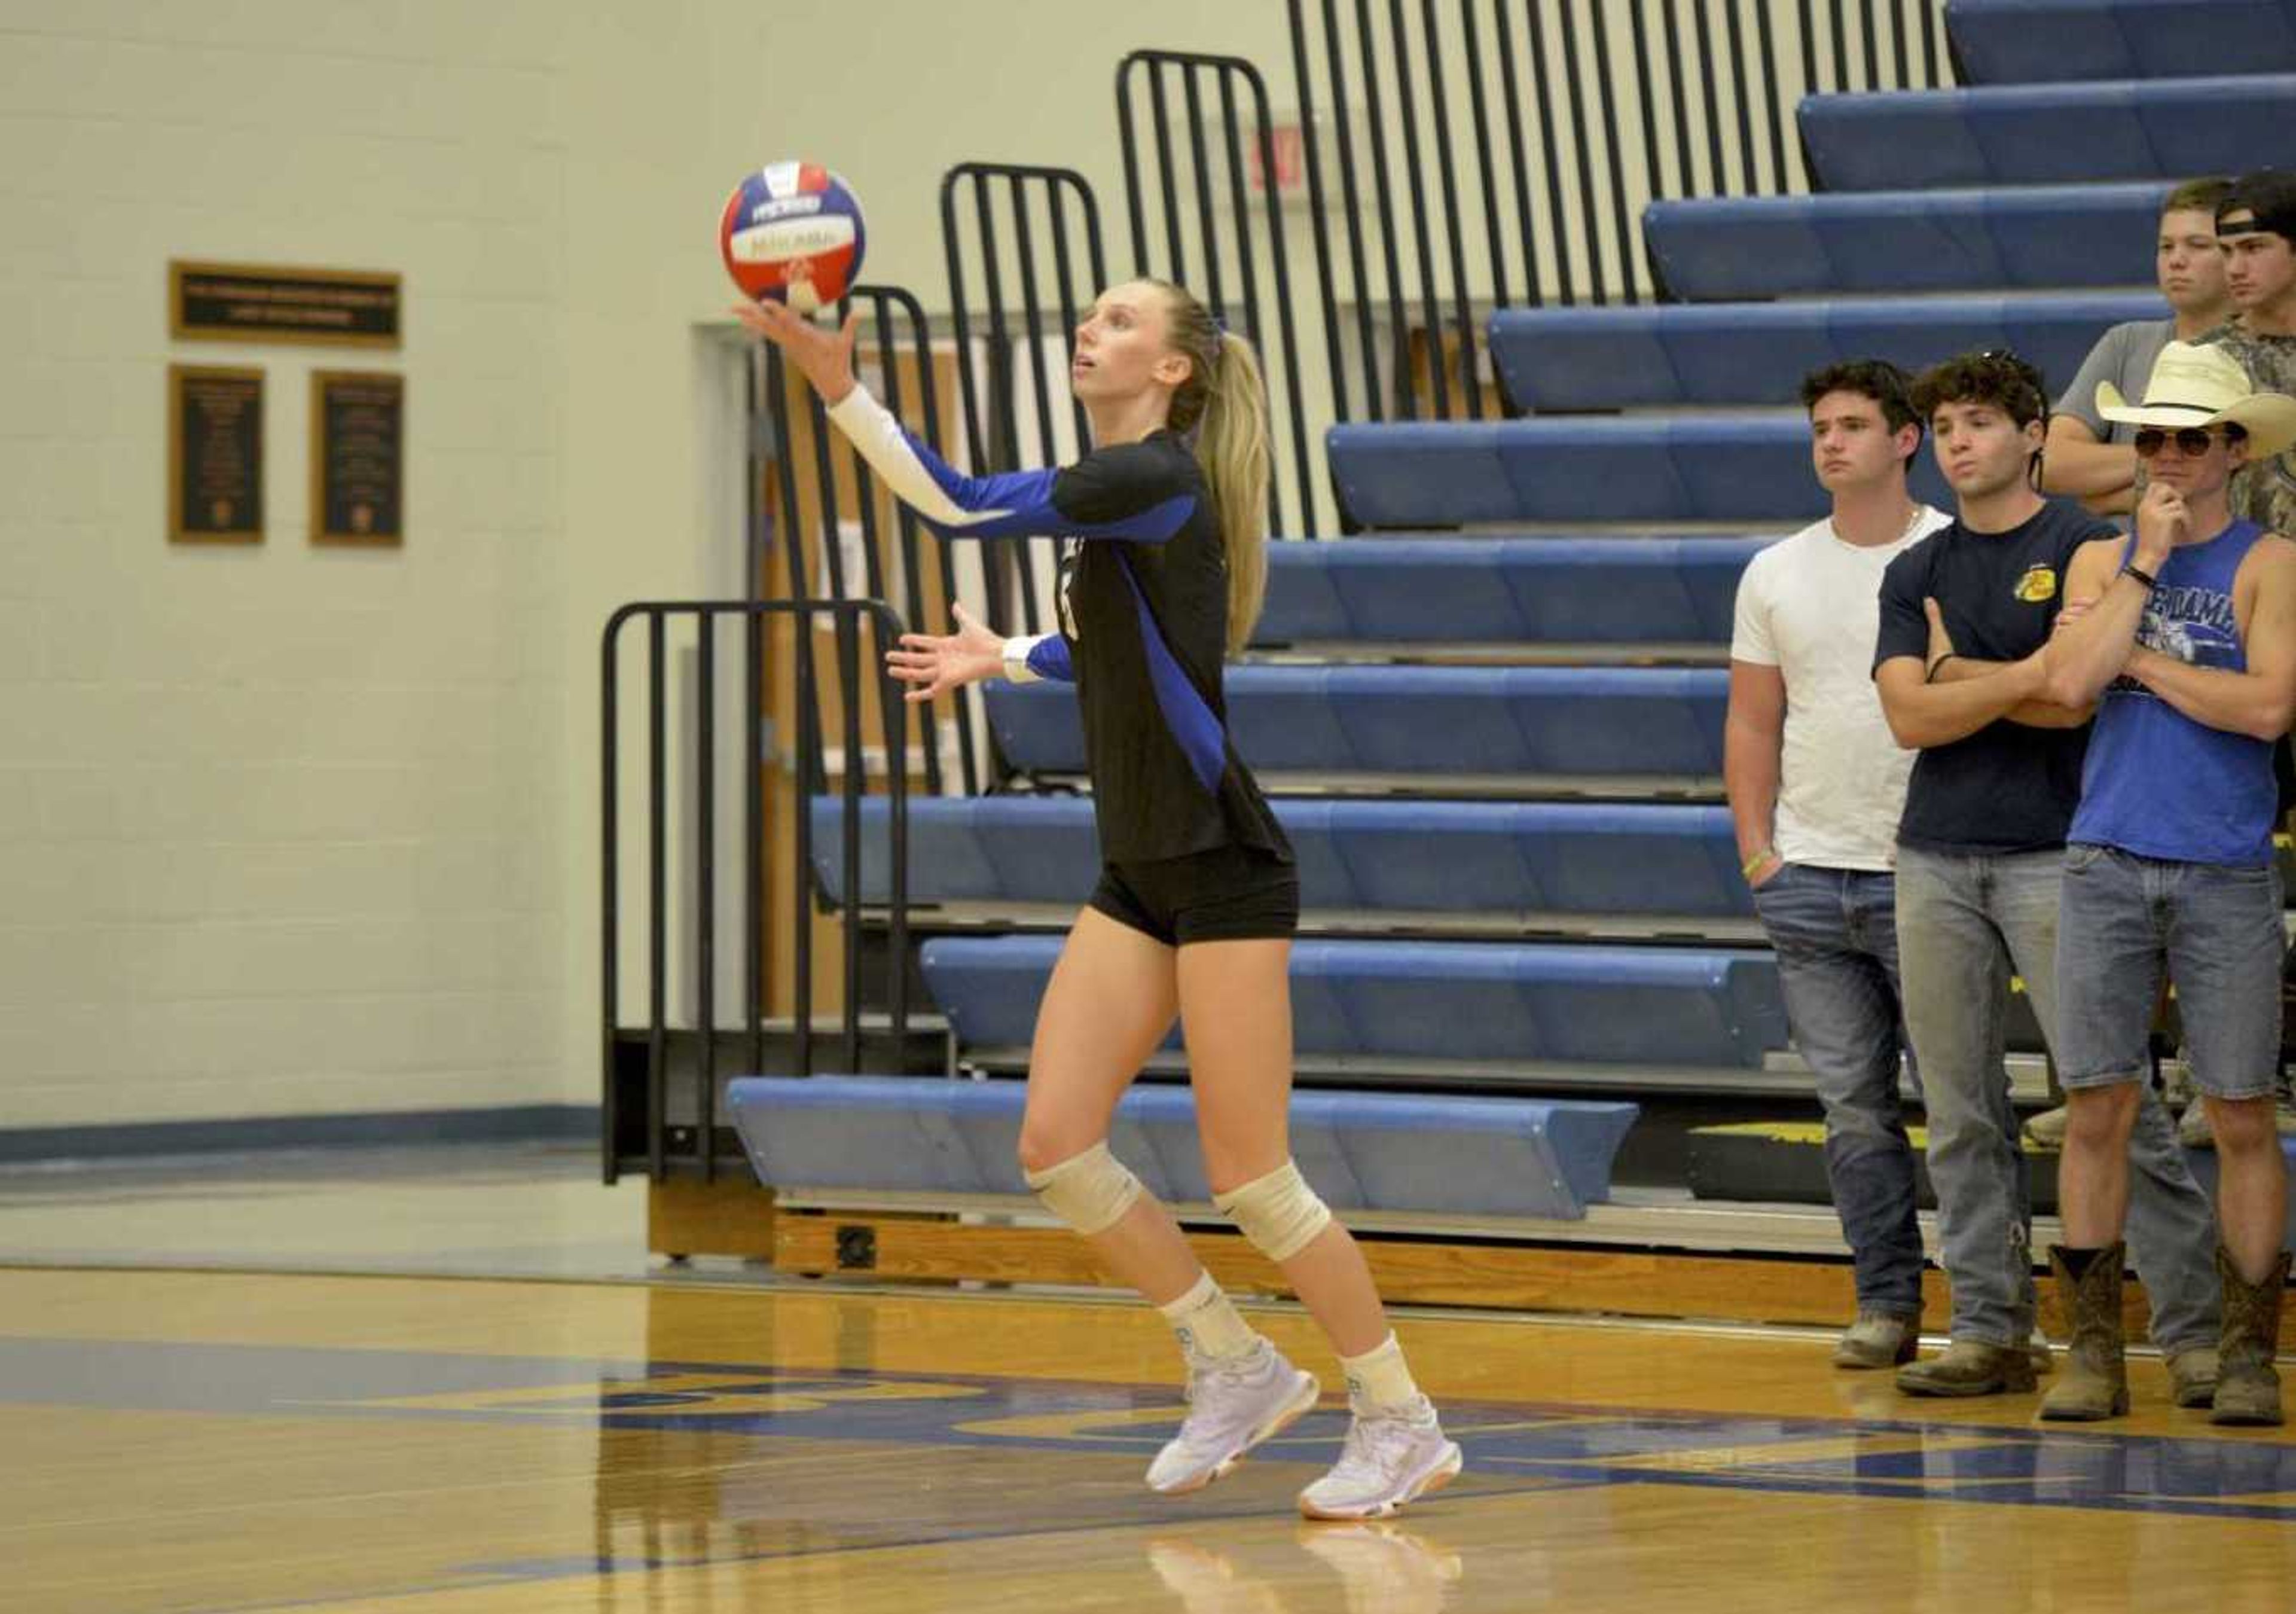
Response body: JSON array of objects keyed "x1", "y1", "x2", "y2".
[
  {"x1": 2133, "y1": 426, "x2": 2230, "y2": 458},
  {"x1": 1977, "y1": 347, "x2": 2046, "y2": 388}
]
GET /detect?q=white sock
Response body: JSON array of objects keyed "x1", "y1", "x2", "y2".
[
  {"x1": 1339, "y1": 1332, "x2": 1425, "y2": 1415},
  {"x1": 1158, "y1": 1271, "x2": 1259, "y2": 1363}
]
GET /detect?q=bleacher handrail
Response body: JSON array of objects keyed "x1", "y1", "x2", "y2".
[{"x1": 600, "y1": 597, "x2": 912, "y2": 1185}]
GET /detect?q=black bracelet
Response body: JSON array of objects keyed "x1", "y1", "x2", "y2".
[
  {"x1": 2124, "y1": 564, "x2": 2158, "y2": 592},
  {"x1": 1925, "y1": 653, "x2": 1956, "y2": 684}
]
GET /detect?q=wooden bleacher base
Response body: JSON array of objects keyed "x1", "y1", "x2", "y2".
[
  {"x1": 774, "y1": 1208, "x2": 2296, "y2": 1337},
  {"x1": 649, "y1": 1178, "x2": 777, "y2": 1262}
]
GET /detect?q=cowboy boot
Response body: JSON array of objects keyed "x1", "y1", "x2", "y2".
[
  {"x1": 1896, "y1": 1338, "x2": 2039, "y2": 1398},
  {"x1": 2039, "y1": 1244, "x2": 2128, "y2": 1421},
  {"x1": 2211, "y1": 1245, "x2": 2290, "y2": 1427},
  {"x1": 2167, "y1": 1346, "x2": 2221, "y2": 1409}
]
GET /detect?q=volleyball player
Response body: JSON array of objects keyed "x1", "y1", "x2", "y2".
[{"x1": 734, "y1": 282, "x2": 1461, "y2": 1520}]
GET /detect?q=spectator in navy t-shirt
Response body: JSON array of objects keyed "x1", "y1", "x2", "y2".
[{"x1": 1871, "y1": 352, "x2": 2220, "y2": 1403}]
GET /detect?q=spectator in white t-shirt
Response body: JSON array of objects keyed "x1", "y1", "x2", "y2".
[{"x1": 1726, "y1": 359, "x2": 1950, "y2": 1372}]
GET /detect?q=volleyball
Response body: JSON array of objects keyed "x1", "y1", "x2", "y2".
[{"x1": 718, "y1": 161, "x2": 865, "y2": 315}]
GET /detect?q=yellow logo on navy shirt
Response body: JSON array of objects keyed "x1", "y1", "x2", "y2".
[{"x1": 2014, "y1": 565, "x2": 2058, "y2": 604}]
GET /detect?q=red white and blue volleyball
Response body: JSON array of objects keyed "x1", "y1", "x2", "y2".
[{"x1": 719, "y1": 161, "x2": 865, "y2": 315}]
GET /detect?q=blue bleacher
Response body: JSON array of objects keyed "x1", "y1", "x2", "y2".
[
  {"x1": 918, "y1": 935, "x2": 1788, "y2": 1069},
  {"x1": 731, "y1": 7, "x2": 2257, "y2": 1238},
  {"x1": 1799, "y1": 76, "x2": 2296, "y2": 191},
  {"x1": 810, "y1": 797, "x2": 1752, "y2": 920},
  {"x1": 1489, "y1": 294, "x2": 2163, "y2": 412},
  {"x1": 1644, "y1": 182, "x2": 2167, "y2": 300},
  {"x1": 726, "y1": 1075, "x2": 1642, "y2": 1221},
  {"x1": 1328, "y1": 415, "x2": 1952, "y2": 527},
  {"x1": 1946, "y1": 0, "x2": 2296, "y2": 84},
  {"x1": 1257, "y1": 535, "x2": 1758, "y2": 645},
  {"x1": 985, "y1": 665, "x2": 1730, "y2": 780}
]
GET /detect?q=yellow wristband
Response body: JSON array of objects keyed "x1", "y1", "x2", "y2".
[{"x1": 1742, "y1": 847, "x2": 1778, "y2": 878}]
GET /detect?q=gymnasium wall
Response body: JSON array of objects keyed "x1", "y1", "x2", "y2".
[
  {"x1": 1, "y1": 1, "x2": 1883, "y2": 1137},
  {"x1": 1, "y1": 2, "x2": 576, "y2": 1133},
  {"x1": 0, "y1": 0, "x2": 1293, "y2": 1137}
]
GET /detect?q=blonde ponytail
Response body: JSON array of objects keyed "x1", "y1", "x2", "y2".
[{"x1": 1154, "y1": 282, "x2": 1272, "y2": 655}]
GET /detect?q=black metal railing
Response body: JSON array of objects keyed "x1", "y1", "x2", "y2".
[
  {"x1": 600, "y1": 598, "x2": 911, "y2": 1183},
  {"x1": 750, "y1": 283, "x2": 983, "y2": 800},
  {"x1": 941, "y1": 162, "x2": 1109, "y2": 637},
  {"x1": 1116, "y1": 48, "x2": 1323, "y2": 536},
  {"x1": 1284, "y1": 0, "x2": 1952, "y2": 419}
]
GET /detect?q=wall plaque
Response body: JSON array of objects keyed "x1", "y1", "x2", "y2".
[
  {"x1": 311, "y1": 371, "x2": 404, "y2": 545},
  {"x1": 171, "y1": 260, "x2": 400, "y2": 347},
  {"x1": 169, "y1": 364, "x2": 264, "y2": 544}
]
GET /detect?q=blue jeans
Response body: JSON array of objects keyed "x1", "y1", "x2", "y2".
[
  {"x1": 1894, "y1": 846, "x2": 2219, "y2": 1352},
  {"x1": 2058, "y1": 844, "x2": 2285, "y2": 1103},
  {"x1": 1752, "y1": 864, "x2": 1923, "y2": 1317}
]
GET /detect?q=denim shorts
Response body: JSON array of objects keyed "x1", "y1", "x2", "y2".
[{"x1": 2055, "y1": 843, "x2": 2286, "y2": 1101}]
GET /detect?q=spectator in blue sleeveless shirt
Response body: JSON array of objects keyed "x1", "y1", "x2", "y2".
[{"x1": 2041, "y1": 342, "x2": 2296, "y2": 1426}]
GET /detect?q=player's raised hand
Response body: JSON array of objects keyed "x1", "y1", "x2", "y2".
[{"x1": 728, "y1": 299, "x2": 860, "y2": 405}]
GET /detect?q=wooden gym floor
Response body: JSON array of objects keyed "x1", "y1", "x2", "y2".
[
  {"x1": 5, "y1": 1244, "x2": 2295, "y2": 1613},
  {"x1": 2, "y1": 1147, "x2": 2291, "y2": 1611}
]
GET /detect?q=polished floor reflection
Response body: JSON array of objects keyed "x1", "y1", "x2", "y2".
[{"x1": 4, "y1": 1267, "x2": 2292, "y2": 1613}]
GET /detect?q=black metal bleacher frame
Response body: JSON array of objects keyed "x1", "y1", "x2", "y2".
[
  {"x1": 758, "y1": 285, "x2": 986, "y2": 801},
  {"x1": 1281, "y1": 0, "x2": 1952, "y2": 426},
  {"x1": 1115, "y1": 48, "x2": 1325, "y2": 538},
  {"x1": 599, "y1": 597, "x2": 920, "y2": 1186},
  {"x1": 939, "y1": 162, "x2": 1109, "y2": 643}
]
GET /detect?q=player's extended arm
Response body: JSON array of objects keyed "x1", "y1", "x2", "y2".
[
  {"x1": 825, "y1": 385, "x2": 1192, "y2": 543},
  {"x1": 731, "y1": 297, "x2": 1192, "y2": 543}
]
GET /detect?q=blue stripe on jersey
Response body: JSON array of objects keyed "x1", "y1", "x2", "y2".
[
  {"x1": 903, "y1": 431, "x2": 1194, "y2": 542},
  {"x1": 1025, "y1": 636, "x2": 1074, "y2": 682},
  {"x1": 1115, "y1": 561, "x2": 1227, "y2": 795}
]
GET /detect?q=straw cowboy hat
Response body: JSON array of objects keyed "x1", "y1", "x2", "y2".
[{"x1": 2097, "y1": 340, "x2": 2296, "y2": 459}]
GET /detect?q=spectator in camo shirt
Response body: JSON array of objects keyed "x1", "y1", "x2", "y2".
[
  {"x1": 2205, "y1": 170, "x2": 2296, "y2": 536},
  {"x1": 2199, "y1": 167, "x2": 2296, "y2": 1151}
]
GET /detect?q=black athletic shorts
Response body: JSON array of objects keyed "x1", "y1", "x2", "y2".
[{"x1": 1088, "y1": 843, "x2": 1299, "y2": 947}]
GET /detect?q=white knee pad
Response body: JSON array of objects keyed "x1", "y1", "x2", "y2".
[
  {"x1": 1214, "y1": 1160, "x2": 1332, "y2": 1262},
  {"x1": 1024, "y1": 1141, "x2": 1144, "y2": 1236}
]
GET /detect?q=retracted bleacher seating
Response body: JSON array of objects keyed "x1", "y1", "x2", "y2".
[
  {"x1": 1489, "y1": 295, "x2": 2164, "y2": 413},
  {"x1": 1797, "y1": 75, "x2": 2296, "y2": 191},
  {"x1": 730, "y1": 1076, "x2": 1640, "y2": 1222},
  {"x1": 1943, "y1": 0, "x2": 2296, "y2": 84},
  {"x1": 734, "y1": 0, "x2": 2266, "y2": 1300}
]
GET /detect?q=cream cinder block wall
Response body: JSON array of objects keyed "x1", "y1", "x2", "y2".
[{"x1": 1, "y1": 1, "x2": 575, "y2": 1130}]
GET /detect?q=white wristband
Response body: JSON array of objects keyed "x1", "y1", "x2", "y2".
[{"x1": 1002, "y1": 634, "x2": 1044, "y2": 684}]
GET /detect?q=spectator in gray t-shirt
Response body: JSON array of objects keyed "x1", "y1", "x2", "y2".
[{"x1": 2044, "y1": 177, "x2": 2234, "y2": 518}]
